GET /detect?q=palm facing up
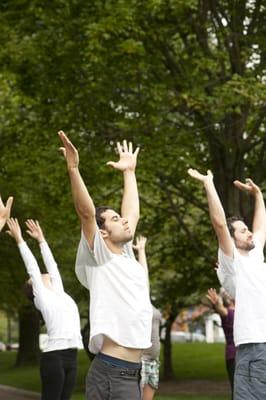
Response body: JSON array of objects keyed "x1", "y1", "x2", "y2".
[
  {"x1": 234, "y1": 178, "x2": 260, "y2": 196},
  {"x1": 188, "y1": 168, "x2": 213, "y2": 184}
]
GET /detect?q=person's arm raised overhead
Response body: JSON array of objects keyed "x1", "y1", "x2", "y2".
[
  {"x1": 187, "y1": 169, "x2": 233, "y2": 257},
  {"x1": 25, "y1": 219, "x2": 64, "y2": 293},
  {"x1": 0, "y1": 195, "x2": 13, "y2": 232},
  {"x1": 107, "y1": 140, "x2": 140, "y2": 237},
  {"x1": 206, "y1": 288, "x2": 228, "y2": 317},
  {"x1": 133, "y1": 235, "x2": 149, "y2": 280},
  {"x1": 58, "y1": 131, "x2": 97, "y2": 248},
  {"x1": 6, "y1": 218, "x2": 44, "y2": 298},
  {"x1": 234, "y1": 178, "x2": 266, "y2": 247}
]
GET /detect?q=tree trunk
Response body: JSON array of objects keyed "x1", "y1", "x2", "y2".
[
  {"x1": 162, "y1": 317, "x2": 175, "y2": 380},
  {"x1": 16, "y1": 304, "x2": 40, "y2": 366}
]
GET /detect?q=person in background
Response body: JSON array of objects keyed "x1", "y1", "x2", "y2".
[
  {"x1": 206, "y1": 287, "x2": 235, "y2": 399},
  {"x1": 133, "y1": 235, "x2": 162, "y2": 400},
  {"x1": 7, "y1": 218, "x2": 82, "y2": 400}
]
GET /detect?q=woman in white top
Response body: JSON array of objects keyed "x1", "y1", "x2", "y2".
[{"x1": 7, "y1": 218, "x2": 82, "y2": 400}]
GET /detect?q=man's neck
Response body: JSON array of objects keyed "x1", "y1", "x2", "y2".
[
  {"x1": 237, "y1": 248, "x2": 250, "y2": 257},
  {"x1": 104, "y1": 239, "x2": 124, "y2": 255}
]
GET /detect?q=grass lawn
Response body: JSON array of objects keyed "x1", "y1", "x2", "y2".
[{"x1": 0, "y1": 343, "x2": 229, "y2": 399}]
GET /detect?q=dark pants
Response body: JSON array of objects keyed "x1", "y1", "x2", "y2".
[
  {"x1": 40, "y1": 348, "x2": 77, "y2": 400},
  {"x1": 226, "y1": 358, "x2": 235, "y2": 400},
  {"x1": 86, "y1": 353, "x2": 141, "y2": 399}
]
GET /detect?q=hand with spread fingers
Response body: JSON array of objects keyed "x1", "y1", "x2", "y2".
[
  {"x1": 107, "y1": 140, "x2": 139, "y2": 172},
  {"x1": 187, "y1": 168, "x2": 213, "y2": 184},
  {"x1": 0, "y1": 195, "x2": 13, "y2": 231},
  {"x1": 6, "y1": 218, "x2": 23, "y2": 244},
  {"x1": 25, "y1": 219, "x2": 45, "y2": 243},
  {"x1": 132, "y1": 236, "x2": 147, "y2": 251},
  {"x1": 58, "y1": 130, "x2": 79, "y2": 170},
  {"x1": 206, "y1": 288, "x2": 220, "y2": 306},
  {"x1": 234, "y1": 178, "x2": 260, "y2": 196}
]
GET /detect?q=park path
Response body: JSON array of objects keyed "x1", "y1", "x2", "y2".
[
  {"x1": 0, "y1": 380, "x2": 230, "y2": 398},
  {"x1": 158, "y1": 379, "x2": 230, "y2": 395},
  {"x1": 0, "y1": 385, "x2": 40, "y2": 400}
]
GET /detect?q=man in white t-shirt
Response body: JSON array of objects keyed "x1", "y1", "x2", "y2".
[
  {"x1": 188, "y1": 168, "x2": 266, "y2": 400},
  {"x1": 59, "y1": 132, "x2": 152, "y2": 400}
]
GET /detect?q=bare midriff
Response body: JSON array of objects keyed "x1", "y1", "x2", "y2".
[{"x1": 101, "y1": 336, "x2": 142, "y2": 362}]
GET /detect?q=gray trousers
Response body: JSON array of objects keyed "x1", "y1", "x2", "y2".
[
  {"x1": 234, "y1": 343, "x2": 266, "y2": 400},
  {"x1": 86, "y1": 356, "x2": 141, "y2": 400}
]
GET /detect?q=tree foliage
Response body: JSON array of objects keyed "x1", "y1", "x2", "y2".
[{"x1": 0, "y1": 0, "x2": 265, "y2": 371}]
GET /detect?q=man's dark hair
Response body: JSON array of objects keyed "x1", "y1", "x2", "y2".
[
  {"x1": 96, "y1": 206, "x2": 113, "y2": 229},
  {"x1": 226, "y1": 216, "x2": 244, "y2": 237}
]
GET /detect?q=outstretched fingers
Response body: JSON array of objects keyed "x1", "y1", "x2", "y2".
[{"x1": 123, "y1": 139, "x2": 128, "y2": 153}]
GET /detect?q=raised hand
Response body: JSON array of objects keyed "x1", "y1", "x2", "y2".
[
  {"x1": 58, "y1": 130, "x2": 79, "y2": 169},
  {"x1": 0, "y1": 196, "x2": 14, "y2": 231},
  {"x1": 6, "y1": 218, "x2": 23, "y2": 244},
  {"x1": 206, "y1": 288, "x2": 220, "y2": 305},
  {"x1": 132, "y1": 235, "x2": 147, "y2": 251},
  {"x1": 234, "y1": 178, "x2": 260, "y2": 196},
  {"x1": 25, "y1": 220, "x2": 45, "y2": 243},
  {"x1": 187, "y1": 168, "x2": 213, "y2": 184},
  {"x1": 107, "y1": 140, "x2": 139, "y2": 172}
]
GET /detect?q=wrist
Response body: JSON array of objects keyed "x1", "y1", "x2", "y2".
[
  {"x1": 68, "y1": 164, "x2": 79, "y2": 172},
  {"x1": 123, "y1": 168, "x2": 136, "y2": 175}
]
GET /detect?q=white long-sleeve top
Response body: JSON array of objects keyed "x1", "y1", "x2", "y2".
[{"x1": 18, "y1": 240, "x2": 83, "y2": 352}]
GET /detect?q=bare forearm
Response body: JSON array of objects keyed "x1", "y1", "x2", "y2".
[
  {"x1": 121, "y1": 170, "x2": 139, "y2": 224},
  {"x1": 137, "y1": 249, "x2": 148, "y2": 270},
  {"x1": 68, "y1": 167, "x2": 96, "y2": 220},
  {"x1": 213, "y1": 302, "x2": 228, "y2": 317},
  {"x1": 253, "y1": 191, "x2": 266, "y2": 233},
  {"x1": 204, "y1": 181, "x2": 227, "y2": 230}
]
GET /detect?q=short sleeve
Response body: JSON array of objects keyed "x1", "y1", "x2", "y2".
[
  {"x1": 122, "y1": 241, "x2": 136, "y2": 260},
  {"x1": 75, "y1": 226, "x2": 136, "y2": 289},
  {"x1": 217, "y1": 247, "x2": 237, "y2": 298}
]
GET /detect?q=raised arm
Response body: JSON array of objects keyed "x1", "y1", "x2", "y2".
[
  {"x1": 206, "y1": 288, "x2": 228, "y2": 317},
  {"x1": 6, "y1": 218, "x2": 44, "y2": 298},
  {"x1": 133, "y1": 235, "x2": 148, "y2": 279},
  {"x1": 188, "y1": 169, "x2": 233, "y2": 257},
  {"x1": 234, "y1": 179, "x2": 266, "y2": 247},
  {"x1": 107, "y1": 140, "x2": 140, "y2": 236},
  {"x1": 25, "y1": 219, "x2": 63, "y2": 292},
  {"x1": 0, "y1": 195, "x2": 13, "y2": 232},
  {"x1": 58, "y1": 131, "x2": 97, "y2": 248}
]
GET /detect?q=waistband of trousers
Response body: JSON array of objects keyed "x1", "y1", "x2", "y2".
[{"x1": 97, "y1": 352, "x2": 141, "y2": 370}]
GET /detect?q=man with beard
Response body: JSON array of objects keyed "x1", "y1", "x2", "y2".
[
  {"x1": 188, "y1": 169, "x2": 266, "y2": 400},
  {"x1": 59, "y1": 132, "x2": 152, "y2": 400}
]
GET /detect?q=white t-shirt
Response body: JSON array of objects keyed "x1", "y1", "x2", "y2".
[
  {"x1": 217, "y1": 240, "x2": 266, "y2": 346},
  {"x1": 19, "y1": 241, "x2": 83, "y2": 352},
  {"x1": 75, "y1": 227, "x2": 153, "y2": 354}
]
